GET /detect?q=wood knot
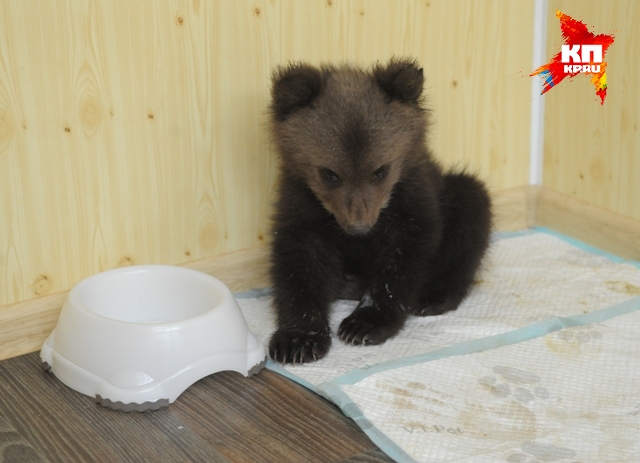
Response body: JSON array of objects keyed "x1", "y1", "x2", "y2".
[
  {"x1": 117, "y1": 256, "x2": 134, "y2": 267},
  {"x1": 33, "y1": 275, "x2": 52, "y2": 296},
  {"x1": 198, "y1": 222, "x2": 217, "y2": 252},
  {"x1": 79, "y1": 94, "x2": 101, "y2": 138}
]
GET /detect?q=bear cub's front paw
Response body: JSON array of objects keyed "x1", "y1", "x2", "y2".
[
  {"x1": 269, "y1": 327, "x2": 331, "y2": 364},
  {"x1": 338, "y1": 306, "x2": 403, "y2": 346}
]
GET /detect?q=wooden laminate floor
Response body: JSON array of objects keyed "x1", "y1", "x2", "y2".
[{"x1": 0, "y1": 353, "x2": 392, "y2": 463}]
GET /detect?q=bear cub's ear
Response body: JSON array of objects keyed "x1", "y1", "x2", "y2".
[
  {"x1": 270, "y1": 63, "x2": 323, "y2": 121},
  {"x1": 373, "y1": 57, "x2": 424, "y2": 104}
]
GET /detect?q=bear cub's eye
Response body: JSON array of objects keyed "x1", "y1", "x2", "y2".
[
  {"x1": 320, "y1": 168, "x2": 340, "y2": 183},
  {"x1": 373, "y1": 166, "x2": 387, "y2": 180}
]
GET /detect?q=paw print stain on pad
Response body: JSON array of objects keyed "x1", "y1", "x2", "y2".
[
  {"x1": 479, "y1": 366, "x2": 549, "y2": 405},
  {"x1": 557, "y1": 327, "x2": 602, "y2": 343},
  {"x1": 546, "y1": 326, "x2": 603, "y2": 356}
]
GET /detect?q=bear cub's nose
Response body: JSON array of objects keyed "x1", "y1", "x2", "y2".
[{"x1": 346, "y1": 223, "x2": 373, "y2": 235}]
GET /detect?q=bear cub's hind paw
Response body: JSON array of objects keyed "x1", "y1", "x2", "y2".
[{"x1": 269, "y1": 327, "x2": 331, "y2": 364}]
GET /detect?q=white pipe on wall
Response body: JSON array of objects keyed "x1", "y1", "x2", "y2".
[{"x1": 529, "y1": 0, "x2": 548, "y2": 185}]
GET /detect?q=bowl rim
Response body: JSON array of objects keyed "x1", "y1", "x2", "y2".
[{"x1": 64, "y1": 265, "x2": 233, "y2": 327}]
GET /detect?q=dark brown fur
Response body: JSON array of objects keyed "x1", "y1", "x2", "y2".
[{"x1": 268, "y1": 58, "x2": 492, "y2": 363}]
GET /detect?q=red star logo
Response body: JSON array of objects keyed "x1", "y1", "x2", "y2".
[{"x1": 531, "y1": 11, "x2": 615, "y2": 104}]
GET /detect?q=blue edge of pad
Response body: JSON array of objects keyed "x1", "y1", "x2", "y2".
[{"x1": 235, "y1": 227, "x2": 640, "y2": 463}]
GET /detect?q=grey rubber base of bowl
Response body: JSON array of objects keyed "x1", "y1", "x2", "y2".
[
  {"x1": 95, "y1": 395, "x2": 170, "y2": 412},
  {"x1": 43, "y1": 357, "x2": 268, "y2": 412},
  {"x1": 97, "y1": 359, "x2": 268, "y2": 412},
  {"x1": 246, "y1": 357, "x2": 267, "y2": 377}
]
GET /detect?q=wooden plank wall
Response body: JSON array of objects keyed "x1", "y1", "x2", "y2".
[
  {"x1": 543, "y1": 0, "x2": 640, "y2": 221},
  {"x1": 0, "y1": 0, "x2": 534, "y2": 308}
]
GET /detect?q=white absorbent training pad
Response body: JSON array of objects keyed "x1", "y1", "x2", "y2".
[{"x1": 236, "y1": 229, "x2": 640, "y2": 463}]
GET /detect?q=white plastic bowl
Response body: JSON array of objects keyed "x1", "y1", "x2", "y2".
[{"x1": 40, "y1": 265, "x2": 266, "y2": 411}]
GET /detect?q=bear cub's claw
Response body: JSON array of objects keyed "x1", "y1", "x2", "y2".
[{"x1": 268, "y1": 328, "x2": 331, "y2": 364}]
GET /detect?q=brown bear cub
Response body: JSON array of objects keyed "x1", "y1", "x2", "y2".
[{"x1": 268, "y1": 58, "x2": 492, "y2": 364}]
